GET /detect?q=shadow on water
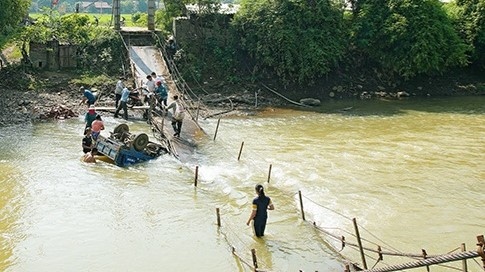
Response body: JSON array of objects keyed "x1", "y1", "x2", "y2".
[{"x1": 289, "y1": 96, "x2": 485, "y2": 117}]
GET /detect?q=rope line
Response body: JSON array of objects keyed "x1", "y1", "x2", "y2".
[
  {"x1": 360, "y1": 251, "x2": 480, "y2": 272},
  {"x1": 299, "y1": 194, "x2": 452, "y2": 260},
  {"x1": 219, "y1": 215, "x2": 271, "y2": 270}
]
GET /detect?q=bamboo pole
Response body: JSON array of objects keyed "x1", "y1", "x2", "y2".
[
  {"x1": 196, "y1": 99, "x2": 200, "y2": 122},
  {"x1": 422, "y1": 249, "x2": 430, "y2": 272},
  {"x1": 267, "y1": 164, "x2": 272, "y2": 183},
  {"x1": 461, "y1": 243, "x2": 468, "y2": 272},
  {"x1": 477, "y1": 235, "x2": 485, "y2": 270},
  {"x1": 251, "y1": 248, "x2": 258, "y2": 271},
  {"x1": 237, "y1": 141, "x2": 244, "y2": 161},
  {"x1": 216, "y1": 208, "x2": 221, "y2": 227},
  {"x1": 213, "y1": 118, "x2": 221, "y2": 141},
  {"x1": 377, "y1": 245, "x2": 383, "y2": 261},
  {"x1": 194, "y1": 165, "x2": 198, "y2": 187},
  {"x1": 298, "y1": 190, "x2": 305, "y2": 221},
  {"x1": 353, "y1": 218, "x2": 368, "y2": 269}
]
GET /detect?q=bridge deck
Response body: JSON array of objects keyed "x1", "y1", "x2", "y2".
[{"x1": 126, "y1": 44, "x2": 205, "y2": 162}]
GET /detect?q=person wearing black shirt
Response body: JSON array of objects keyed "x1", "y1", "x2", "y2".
[{"x1": 246, "y1": 184, "x2": 275, "y2": 237}]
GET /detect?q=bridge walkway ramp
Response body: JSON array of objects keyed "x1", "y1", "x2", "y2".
[{"x1": 128, "y1": 45, "x2": 205, "y2": 162}]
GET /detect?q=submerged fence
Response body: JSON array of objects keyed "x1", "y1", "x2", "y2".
[
  {"x1": 177, "y1": 117, "x2": 485, "y2": 271},
  {"x1": 295, "y1": 191, "x2": 485, "y2": 272}
]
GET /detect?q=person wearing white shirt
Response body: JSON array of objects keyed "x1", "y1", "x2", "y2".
[
  {"x1": 114, "y1": 77, "x2": 124, "y2": 108},
  {"x1": 145, "y1": 75, "x2": 156, "y2": 93}
]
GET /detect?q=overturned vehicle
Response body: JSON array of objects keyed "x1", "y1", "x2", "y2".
[{"x1": 95, "y1": 124, "x2": 168, "y2": 167}]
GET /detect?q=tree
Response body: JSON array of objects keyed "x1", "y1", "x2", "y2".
[
  {"x1": 0, "y1": 0, "x2": 31, "y2": 39},
  {"x1": 454, "y1": 0, "x2": 485, "y2": 68},
  {"x1": 352, "y1": 0, "x2": 469, "y2": 78},
  {"x1": 233, "y1": 0, "x2": 347, "y2": 84},
  {"x1": 16, "y1": 9, "x2": 124, "y2": 73}
]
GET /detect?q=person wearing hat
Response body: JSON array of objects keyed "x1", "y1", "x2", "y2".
[
  {"x1": 91, "y1": 114, "x2": 104, "y2": 140},
  {"x1": 80, "y1": 86, "x2": 97, "y2": 106},
  {"x1": 84, "y1": 105, "x2": 97, "y2": 129}
]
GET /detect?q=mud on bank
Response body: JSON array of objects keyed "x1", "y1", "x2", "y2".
[
  {"x1": 0, "y1": 69, "x2": 279, "y2": 127},
  {"x1": 1, "y1": 67, "x2": 484, "y2": 127}
]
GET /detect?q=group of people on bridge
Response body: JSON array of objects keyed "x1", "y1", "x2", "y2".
[{"x1": 79, "y1": 71, "x2": 187, "y2": 163}]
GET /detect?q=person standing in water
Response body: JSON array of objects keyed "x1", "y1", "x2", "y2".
[
  {"x1": 83, "y1": 148, "x2": 98, "y2": 163},
  {"x1": 246, "y1": 184, "x2": 274, "y2": 237}
]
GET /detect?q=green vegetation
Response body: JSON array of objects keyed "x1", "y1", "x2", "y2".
[
  {"x1": 1, "y1": 0, "x2": 484, "y2": 94},
  {"x1": 351, "y1": 0, "x2": 469, "y2": 78},
  {"x1": 30, "y1": 0, "x2": 150, "y2": 14},
  {"x1": 234, "y1": 0, "x2": 347, "y2": 84},
  {"x1": 17, "y1": 9, "x2": 125, "y2": 75},
  {"x1": 70, "y1": 73, "x2": 112, "y2": 86},
  {"x1": 173, "y1": 0, "x2": 483, "y2": 88},
  {"x1": 0, "y1": 0, "x2": 31, "y2": 48},
  {"x1": 454, "y1": 0, "x2": 485, "y2": 68}
]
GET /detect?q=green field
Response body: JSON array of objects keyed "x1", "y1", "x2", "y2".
[{"x1": 30, "y1": 13, "x2": 137, "y2": 27}]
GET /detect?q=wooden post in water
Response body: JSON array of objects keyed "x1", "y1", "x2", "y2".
[
  {"x1": 251, "y1": 248, "x2": 258, "y2": 271},
  {"x1": 267, "y1": 164, "x2": 272, "y2": 183},
  {"x1": 216, "y1": 208, "x2": 221, "y2": 227},
  {"x1": 422, "y1": 249, "x2": 430, "y2": 272},
  {"x1": 461, "y1": 243, "x2": 468, "y2": 272},
  {"x1": 477, "y1": 235, "x2": 485, "y2": 270},
  {"x1": 353, "y1": 218, "x2": 367, "y2": 269},
  {"x1": 298, "y1": 190, "x2": 305, "y2": 221},
  {"x1": 237, "y1": 141, "x2": 244, "y2": 161},
  {"x1": 194, "y1": 165, "x2": 199, "y2": 187},
  {"x1": 377, "y1": 245, "x2": 383, "y2": 261},
  {"x1": 213, "y1": 118, "x2": 221, "y2": 141}
]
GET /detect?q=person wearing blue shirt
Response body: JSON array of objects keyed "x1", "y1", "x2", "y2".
[
  {"x1": 155, "y1": 81, "x2": 168, "y2": 106},
  {"x1": 114, "y1": 87, "x2": 131, "y2": 120},
  {"x1": 80, "y1": 86, "x2": 96, "y2": 106}
]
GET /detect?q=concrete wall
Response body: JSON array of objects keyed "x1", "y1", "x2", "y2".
[{"x1": 29, "y1": 40, "x2": 77, "y2": 70}]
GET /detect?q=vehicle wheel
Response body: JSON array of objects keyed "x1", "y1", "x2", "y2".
[
  {"x1": 114, "y1": 123, "x2": 129, "y2": 134},
  {"x1": 133, "y1": 133, "x2": 149, "y2": 151}
]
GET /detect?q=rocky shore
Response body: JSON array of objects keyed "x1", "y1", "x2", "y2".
[
  {"x1": 0, "y1": 70, "x2": 276, "y2": 127},
  {"x1": 1, "y1": 67, "x2": 484, "y2": 128}
]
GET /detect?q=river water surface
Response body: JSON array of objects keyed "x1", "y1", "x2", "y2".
[{"x1": 1, "y1": 96, "x2": 484, "y2": 272}]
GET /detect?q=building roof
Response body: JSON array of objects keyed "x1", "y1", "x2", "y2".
[
  {"x1": 185, "y1": 3, "x2": 240, "y2": 15},
  {"x1": 81, "y1": 1, "x2": 112, "y2": 9}
]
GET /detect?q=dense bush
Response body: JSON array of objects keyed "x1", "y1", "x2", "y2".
[
  {"x1": 352, "y1": 0, "x2": 469, "y2": 78},
  {"x1": 233, "y1": 0, "x2": 347, "y2": 84},
  {"x1": 0, "y1": 0, "x2": 31, "y2": 48},
  {"x1": 452, "y1": 0, "x2": 485, "y2": 68},
  {"x1": 16, "y1": 10, "x2": 125, "y2": 74}
]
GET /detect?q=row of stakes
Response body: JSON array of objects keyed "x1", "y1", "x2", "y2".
[{"x1": 198, "y1": 119, "x2": 485, "y2": 271}]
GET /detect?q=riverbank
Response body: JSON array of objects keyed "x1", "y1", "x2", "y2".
[
  {"x1": 0, "y1": 66, "x2": 484, "y2": 127},
  {"x1": 0, "y1": 68, "x2": 278, "y2": 127}
]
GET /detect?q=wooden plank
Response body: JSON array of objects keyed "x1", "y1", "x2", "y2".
[{"x1": 95, "y1": 105, "x2": 151, "y2": 111}]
